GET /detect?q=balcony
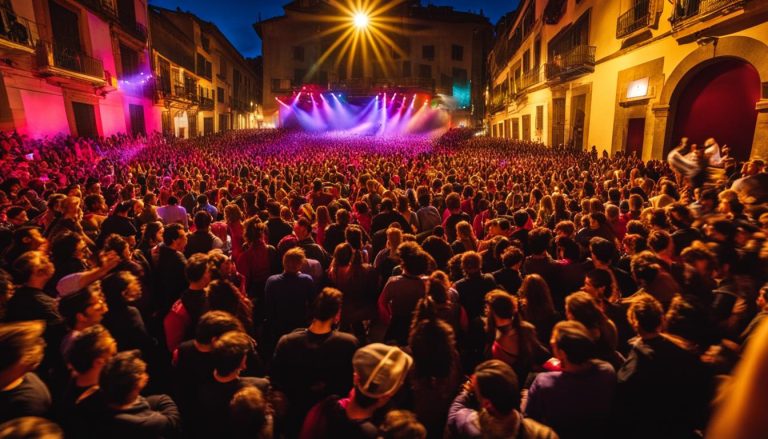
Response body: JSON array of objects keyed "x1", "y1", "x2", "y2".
[
  {"x1": 617, "y1": 0, "x2": 652, "y2": 38},
  {"x1": 670, "y1": 0, "x2": 746, "y2": 28},
  {"x1": 517, "y1": 67, "x2": 543, "y2": 92},
  {"x1": 0, "y1": 8, "x2": 38, "y2": 53},
  {"x1": 37, "y1": 42, "x2": 105, "y2": 84},
  {"x1": 173, "y1": 82, "x2": 198, "y2": 103},
  {"x1": 543, "y1": 0, "x2": 567, "y2": 25},
  {"x1": 119, "y1": 18, "x2": 148, "y2": 42},
  {"x1": 545, "y1": 45, "x2": 596, "y2": 81},
  {"x1": 199, "y1": 96, "x2": 214, "y2": 110},
  {"x1": 155, "y1": 78, "x2": 199, "y2": 105},
  {"x1": 489, "y1": 92, "x2": 511, "y2": 114},
  {"x1": 78, "y1": 0, "x2": 117, "y2": 19}
]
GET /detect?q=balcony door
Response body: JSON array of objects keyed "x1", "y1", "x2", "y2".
[
  {"x1": 72, "y1": 102, "x2": 97, "y2": 138},
  {"x1": 129, "y1": 104, "x2": 145, "y2": 136},
  {"x1": 551, "y1": 97, "x2": 566, "y2": 147},
  {"x1": 117, "y1": 0, "x2": 136, "y2": 26},
  {"x1": 626, "y1": 118, "x2": 645, "y2": 158},
  {"x1": 571, "y1": 94, "x2": 586, "y2": 150},
  {"x1": 49, "y1": 1, "x2": 80, "y2": 51},
  {"x1": 204, "y1": 117, "x2": 214, "y2": 135}
]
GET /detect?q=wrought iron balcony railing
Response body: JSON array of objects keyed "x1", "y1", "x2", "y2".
[
  {"x1": 544, "y1": 45, "x2": 596, "y2": 80},
  {"x1": 199, "y1": 96, "x2": 214, "y2": 110},
  {"x1": 517, "y1": 67, "x2": 543, "y2": 92},
  {"x1": 0, "y1": 7, "x2": 38, "y2": 51},
  {"x1": 489, "y1": 93, "x2": 510, "y2": 114},
  {"x1": 119, "y1": 18, "x2": 148, "y2": 42},
  {"x1": 37, "y1": 41, "x2": 105, "y2": 80},
  {"x1": 78, "y1": 0, "x2": 117, "y2": 18},
  {"x1": 617, "y1": 0, "x2": 652, "y2": 38},
  {"x1": 670, "y1": 0, "x2": 746, "y2": 27}
]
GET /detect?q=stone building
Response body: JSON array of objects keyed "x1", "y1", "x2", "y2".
[
  {"x1": 150, "y1": 6, "x2": 261, "y2": 138},
  {"x1": 255, "y1": 0, "x2": 492, "y2": 128},
  {"x1": 488, "y1": 0, "x2": 768, "y2": 160},
  {"x1": 0, "y1": 0, "x2": 155, "y2": 138}
]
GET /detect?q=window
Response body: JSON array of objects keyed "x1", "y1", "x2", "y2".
[
  {"x1": 219, "y1": 57, "x2": 228, "y2": 80},
  {"x1": 119, "y1": 43, "x2": 139, "y2": 77},
  {"x1": 522, "y1": 114, "x2": 531, "y2": 141},
  {"x1": 293, "y1": 46, "x2": 305, "y2": 62},
  {"x1": 523, "y1": 49, "x2": 530, "y2": 73},
  {"x1": 418, "y1": 64, "x2": 432, "y2": 79},
  {"x1": 403, "y1": 61, "x2": 411, "y2": 77},
  {"x1": 422, "y1": 45, "x2": 435, "y2": 60},
  {"x1": 548, "y1": 11, "x2": 590, "y2": 58},
  {"x1": 512, "y1": 118, "x2": 520, "y2": 140},
  {"x1": 117, "y1": 0, "x2": 136, "y2": 26},
  {"x1": 451, "y1": 44, "x2": 464, "y2": 61},
  {"x1": 196, "y1": 53, "x2": 211, "y2": 79},
  {"x1": 536, "y1": 105, "x2": 544, "y2": 131},
  {"x1": 534, "y1": 37, "x2": 542, "y2": 69},
  {"x1": 217, "y1": 87, "x2": 224, "y2": 103},
  {"x1": 201, "y1": 36, "x2": 210, "y2": 52}
]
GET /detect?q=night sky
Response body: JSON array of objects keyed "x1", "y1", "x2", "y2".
[{"x1": 148, "y1": 0, "x2": 520, "y2": 58}]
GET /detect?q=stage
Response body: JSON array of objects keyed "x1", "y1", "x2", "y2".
[{"x1": 276, "y1": 90, "x2": 453, "y2": 137}]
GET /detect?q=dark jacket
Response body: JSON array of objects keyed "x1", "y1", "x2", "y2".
[
  {"x1": 153, "y1": 245, "x2": 188, "y2": 315},
  {"x1": 96, "y1": 394, "x2": 181, "y2": 439},
  {"x1": 616, "y1": 335, "x2": 712, "y2": 438}
]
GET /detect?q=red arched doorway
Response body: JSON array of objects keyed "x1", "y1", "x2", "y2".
[{"x1": 670, "y1": 58, "x2": 760, "y2": 161}]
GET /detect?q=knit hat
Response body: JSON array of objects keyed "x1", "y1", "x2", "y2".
[{"x1": 353, "y1": 343, "x2": 413, "y2": 399}]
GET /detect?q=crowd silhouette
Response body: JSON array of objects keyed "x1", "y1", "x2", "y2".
[{"x1": 0, "y1": 128, "x2": 766, "y2": 439}]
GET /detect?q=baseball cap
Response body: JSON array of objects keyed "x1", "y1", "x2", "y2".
[{"x1": 353, "y1": 343, "x2": 413, "y2": 399}]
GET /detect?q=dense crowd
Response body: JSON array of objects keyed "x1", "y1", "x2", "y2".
[{"x1": 0, "y1": 128, "x2": 766, "y2": 439}]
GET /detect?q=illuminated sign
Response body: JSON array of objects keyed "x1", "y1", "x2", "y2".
[{"x1": 627, "y1": 77, "x2": 649, "y2": 99}]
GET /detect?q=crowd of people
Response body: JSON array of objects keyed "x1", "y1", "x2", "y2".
[{"x1": 0, "y1": 127, "x2": 766, "y2": 439}]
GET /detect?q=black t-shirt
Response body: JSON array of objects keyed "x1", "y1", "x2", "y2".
[
  {"x1": 266, "y1": 218, "x2": 293, "y2": 247},
  {"x1": 444, "y1": 212, "x2": 472, "y2": 243},
  {"x1": 0, "y1": 372, "x2": 51, "y2": 423},
  {"x1": 58, "y1": 381, "x2": 104, "y2": 439},
  {"x1": 272, "y1": 329, "x2": 358, "y2": 418},
  {"x1": 455, "y1": 273, "x2": 498, "y2": 321},
  {"x1": 194, "y1": 376, "x2": 269, "y2": 439},
  {"x1": 492, "y1": 268, "x2": 523, "y2": 294},
  {"x1": 173, "y1": 341, "x2": 214, "y2": 415}
]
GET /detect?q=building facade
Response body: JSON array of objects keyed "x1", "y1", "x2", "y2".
[
  {"x1": 255, "y1": 0, "x2": 492, "y2": 128},
  {"x1": 488, "y1": 0, "x2": 768, "y2": 161},
  {"x1": 0, "y1": 0, "x2": 155, "y2": 138},
  {"x1": 149, "y1": 6, "x2": 261, "y2": 138}
]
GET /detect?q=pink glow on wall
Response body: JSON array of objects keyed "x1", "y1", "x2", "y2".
[
  {"x1": 20, "y1": 90, "x2": 70, "y2": 138},
  {"x1": 143, "y1": 102, "x2": 161, "y2": 133},
  {"x1": 100, "y1": 95, "x2": 127, "y2": 136},
  {"x1": 86, "y1": 12, "x2": 116, "y2": 79}
]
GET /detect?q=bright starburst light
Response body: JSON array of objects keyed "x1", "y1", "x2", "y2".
[
  {"x1": 353, "y1": 12, "x2": 369, "y2": 29},
  {"x1": 301, "y1": 0, "x2": 409, "y2": 81}
]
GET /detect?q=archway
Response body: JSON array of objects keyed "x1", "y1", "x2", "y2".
[
  {"x1": 670, "y1": 58, "x2": 760, "y2": 161},
  {"x1": 652, "y1": 36, "x2": 768, "y2": 160}
]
